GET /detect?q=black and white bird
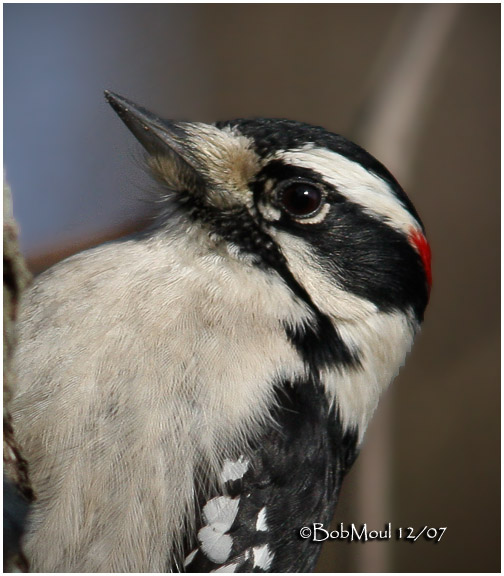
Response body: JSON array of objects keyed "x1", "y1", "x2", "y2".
[{"x1": 10, "y1": 92, "x2": 431, "y2": 572}]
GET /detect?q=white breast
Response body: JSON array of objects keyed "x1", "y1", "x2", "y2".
[{"x1": 11, "y1": 227, "x2": 309, "y2": 572}]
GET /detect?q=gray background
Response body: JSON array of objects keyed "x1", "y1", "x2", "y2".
[{"x1": 4, "y1": 4, "x2": 499, "y2": 572}]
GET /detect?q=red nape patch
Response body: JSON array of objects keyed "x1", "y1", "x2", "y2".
[{"x1": 409, "y1": 228, "x2": 432, "y2": 288}]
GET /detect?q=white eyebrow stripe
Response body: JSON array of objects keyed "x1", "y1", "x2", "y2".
[{"x1": 274, "y1": 145, "x2": 421, "y2": 238}]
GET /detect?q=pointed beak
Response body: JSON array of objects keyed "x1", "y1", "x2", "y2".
[
  {"x1": 104, "y1": 91, "x2": 257, "y2": 210},
  {"x1": 104, "y1": 90, "x2": 199, "y2": 171}
]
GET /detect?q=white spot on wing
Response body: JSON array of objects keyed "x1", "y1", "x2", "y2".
[
  {"x1": 256, "y1": 507, "x2": 268, "y2": 531},
  {"x1": 253, "y1": 544, "x2": 275, "y2": 571},
  {"x1": 211, "y1": 562, "x2": 240, "y2": 573},
  {"x1": 198, "y1": 496, "x2": 240, "y2": 564},
  {"x1": 198, "y1": 528, "x2": 233, "y2": 564},
  {"x1": 221, "y1": 455, "x2": 250, "y2": 483},
  {"x1": 183, "y1": 549, "x2": 198, "y2": 567},
  {"x1": 202, "y1": 496, "x2": 240, "y2": 531}
]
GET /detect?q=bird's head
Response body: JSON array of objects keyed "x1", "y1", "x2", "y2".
[
  {"x1": 105, "y1": 91, "x2": 430, "y2": 320},
  {"x1": 105, "y1": 91, "x2": 431, "y2": 433}
]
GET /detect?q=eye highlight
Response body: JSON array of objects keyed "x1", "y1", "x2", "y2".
[{"x1": 277, "y1": 179, "x2": 324, "y2": 219}]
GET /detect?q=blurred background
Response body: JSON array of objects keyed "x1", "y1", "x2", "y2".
[{"x1": 4, "y1": 4, "x2": 499, "y2": 572}]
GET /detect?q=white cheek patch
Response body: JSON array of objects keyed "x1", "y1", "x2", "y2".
[
  {"x1": 323, "y1": 309, "x2": 417, "y2": 440},
  {"x1": 274, "y1": 232, "x2": 378, "y2": 322},
  {"x1": 274, "y1": 145, "x2": 421, "y2": 238}
]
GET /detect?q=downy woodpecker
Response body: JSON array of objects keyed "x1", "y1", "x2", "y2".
[{"x1": 11, "y1": 92, "x2": 431, "y2": 572}]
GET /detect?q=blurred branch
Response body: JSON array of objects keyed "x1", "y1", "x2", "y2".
[
  {"x1": 4, "y1": 177, "x2": 34, "y2": 572},
  {"x1": 348, "y1": 5, "x2": 459, "y2": 573},
  {"x1": 353, "y1": 4, "x2": 460, "y2": 184}
]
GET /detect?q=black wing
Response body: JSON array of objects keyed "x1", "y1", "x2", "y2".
[{"x1": 183, "y1": 380, "x2": 358, "y2": 573}]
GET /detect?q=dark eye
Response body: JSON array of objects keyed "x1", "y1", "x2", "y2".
[{"x1": 277, "y1": 180, "x2": 324, "y2": 218}]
